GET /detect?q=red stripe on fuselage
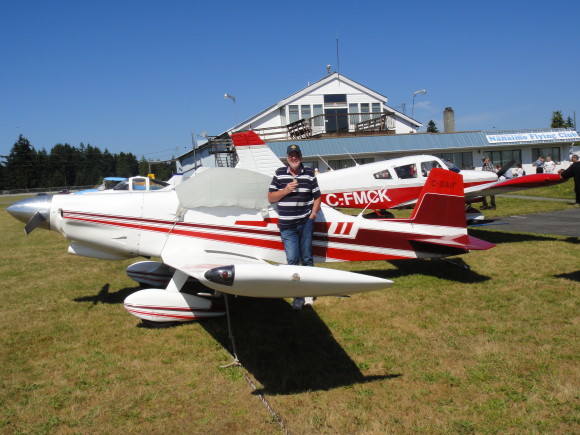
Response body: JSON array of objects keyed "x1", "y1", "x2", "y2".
[{"x1": 61, "y1": 211, "x2": 464, "y2": 261}]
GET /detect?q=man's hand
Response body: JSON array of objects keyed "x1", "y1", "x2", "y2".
[{"x1": 286, "y1": 178, "x2": 298, "y2": 193}]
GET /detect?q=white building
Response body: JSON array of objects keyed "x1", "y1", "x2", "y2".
[
  {"x1": 177, "y1": 73, "x2": 578, "y2": 178},
  {"x1": 224, "y1": 72, "x2": 420, "y2": 141}
]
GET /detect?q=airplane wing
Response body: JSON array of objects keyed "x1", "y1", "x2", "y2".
[
  {"x1": 161, "y1": 245, "x2": 392, "y2": 298},
  {"x1": 166, "y1": 166, "x2": 392, "y2": 298},
  {"x1": 464, "y1": 173, "x2": 566, "y2": 198}
]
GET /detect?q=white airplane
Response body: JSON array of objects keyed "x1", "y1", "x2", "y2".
[
  {"x1": 7, "y1": 166, "x2": 494, "y2": 325},
  {"x1": 232, "y1": 131, "x2": 566, "y2": 217}
]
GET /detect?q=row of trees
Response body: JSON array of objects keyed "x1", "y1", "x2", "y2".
[
  {"x1": 426, "y1": 111, "x2": 576, "y2": 133},
  {"x1": 0, "y1": 135, "x2": 176, "y2": 191}
]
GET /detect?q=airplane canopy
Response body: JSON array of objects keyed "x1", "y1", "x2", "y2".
[{"x1": 175, "y1": 167, "x2": 271, "y2": 210}]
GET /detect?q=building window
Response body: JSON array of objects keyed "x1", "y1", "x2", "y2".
[
  {"x1": 438, "y1": 152, "x2": 475, "y2": 170},
  {"x1": 480, "y1": 150, "x2": 522, "y2": 169},
  {"x1": 532, "y1": 147, "x2": 561, "y2": 163},
  {"x1": 329, "y1": 157, "x2": 374, "y2": 170},
  {"x1": 324, "y1": 94, "x2": 347, "y2": 105},
  {"x1": 349, "y1": 103, "x2": 359, "y2": 125},
  {"x1": 360, "y1": 103, "x2": 370, "y2": 122},
  {"x1": 372, "y1": 103, "x2": 381, "y2": 119},
  {"x1": 289, "y1": 105, "x2": 299, "y2": 123},
  {"x1": 313, "y1": 104, "x2": 323, "y2": 126},
  {"x1": 302, "y1": 161, "x2": 319, "y2": 171},
  {"x1": 301, "y1": 105, "x2": 311, "y2": 120}
]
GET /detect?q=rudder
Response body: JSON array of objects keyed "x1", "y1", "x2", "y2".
[{"x1": 231, "y1": 131, "x2": 283, "y2": 176}]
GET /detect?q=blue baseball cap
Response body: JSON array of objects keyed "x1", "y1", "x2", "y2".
[{"x1": 286, "y1": 144, "x2": 302, "y2": 156}]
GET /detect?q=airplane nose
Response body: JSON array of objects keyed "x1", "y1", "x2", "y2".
[{"x1": 7, "y1": 194, "x2": 53, "y2": 233}]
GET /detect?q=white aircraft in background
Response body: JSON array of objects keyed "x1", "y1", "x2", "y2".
[
  {"x1": 232, "y1": 131, "x2": 566, "y2": 217},
  {"x1": 76, "y1": 175, "x2": 180, "y2": 194},
  {"x1": 8, "y1": 166, "x2": 493, "y2": 326}
]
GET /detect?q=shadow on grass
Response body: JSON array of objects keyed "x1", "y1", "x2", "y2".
[
  {"x1": 75, "y1": 285, "x2": 400, "y2": 394},
  {"x1": 358, "y1": 258, "x2": 490, "y2": 283},
  {"x1": 469, "y1": 228, "x2": 560, "y2": 244},
  {"x1": 554, "y1": 271, "x2": 580, "y2": 282},
  {"x1": 201, "y1": 297, "x2": 401, "y2": 395},
  {"x1": 74, "y1": 284, "x2": 140, "y2": 305}
]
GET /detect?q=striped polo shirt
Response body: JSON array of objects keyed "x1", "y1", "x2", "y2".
[{"x1": 269, "y1": 164, "x2": 321, "y2": 228}]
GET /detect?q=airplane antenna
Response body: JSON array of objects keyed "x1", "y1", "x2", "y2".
[
  {"x1": 336, "y1": 37, "x2": 340, "y2": 75},
  {"x1": 343, "y1": 148, "x2": 359, "y2": 166},
  {"x1": 317, "y1": 154, "x2": 331, "y2": 171}
]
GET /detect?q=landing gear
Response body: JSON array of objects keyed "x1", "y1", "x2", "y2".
[
  {"x1": 465, "y1": 205, "x2": 484, "y2": 225},
  {"x1": 363, "y1": 209, "x2": 395, "y2": 219}
]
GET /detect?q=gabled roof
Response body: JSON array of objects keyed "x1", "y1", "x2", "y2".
[{"x1": 226, "y1": 72, "x2": 420, "y2": 133}]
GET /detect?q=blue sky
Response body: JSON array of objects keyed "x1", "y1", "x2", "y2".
[{"x1": 1, "y1": 0, "x2": 578, "y2": 161}]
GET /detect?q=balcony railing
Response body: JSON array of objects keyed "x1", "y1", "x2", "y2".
[{"x1": 244, "y1": 112, "x2": 397, "y2": 142}]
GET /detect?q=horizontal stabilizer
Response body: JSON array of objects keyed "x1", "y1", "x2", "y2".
[{"x1": 410, "y1": 234, "x2": 495, "y2": 252}]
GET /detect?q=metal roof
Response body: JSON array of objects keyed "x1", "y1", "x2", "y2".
[{"x1": 265, "y1": 129, "x2": 578, "y2": 159}]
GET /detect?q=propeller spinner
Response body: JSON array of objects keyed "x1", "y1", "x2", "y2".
[{"x1": 7, "y1": 194, "x2": 52, "y2": 234}]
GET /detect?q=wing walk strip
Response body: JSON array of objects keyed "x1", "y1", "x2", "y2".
[{"x1": 62, "y1": 211, "x2": 457, "y2": 261}]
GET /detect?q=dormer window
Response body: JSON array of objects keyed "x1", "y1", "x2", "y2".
[{"x1": 324, "y1": 94, "x2": 347, "y2": 106}]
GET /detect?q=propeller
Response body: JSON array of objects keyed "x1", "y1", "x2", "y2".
[
  {"x1": 496, "y1": 160, "x2": 515, "y2": 178},
  {"x1": 24, "y1": 211, "x2": 48, "y2": 235},
  {"x1": 6, "y1": 194, "x2": 52, "y2": 235}
]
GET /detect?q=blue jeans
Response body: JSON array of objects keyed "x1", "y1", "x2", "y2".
[{"x1": 279, "y1": 218, "x2": 315, "y2": 266}]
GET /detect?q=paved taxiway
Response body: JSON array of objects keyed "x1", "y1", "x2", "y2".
[{"x1": 492, "y1": 205, "x2": 579, "y2": 237}]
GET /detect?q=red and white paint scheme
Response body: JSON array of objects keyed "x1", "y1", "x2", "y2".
[
  {"x1": 8, "y1": 166, "x2": 494, "y2": 324},
  {"x1": 232, "y1": 131, "x2": 565, "y2": 213}
]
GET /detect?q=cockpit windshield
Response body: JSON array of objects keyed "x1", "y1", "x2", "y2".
[{"x1": 420, "y1": 160, "x2": 443, "y2": 177}]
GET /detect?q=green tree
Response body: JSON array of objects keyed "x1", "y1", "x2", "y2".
[
  {"x1": 6, "y1": 135, "x2": 37, "y2": 189},
  {"x1": 115, "y1": 152, "x2": 139, "y2": 178},
  {"x1": 565, "y1": 116, "x2": 575, "y2": 129},
  {"x1": 426, "y1": 120, "x2": 439, "y2": 133},
  {"x1": 140, "y1": 157, "x2": 175, "y2": 180},
  {"x1": 49, "y1": 143, "x2": 79, "y2": 187},
  {"x1": 138, "y1": 156, "x2": 150, "y2": 176},
  {"x1": 36, "y1": 148, "x2": 50, "y2": 187},
  {"x1": 101, "y1": 149, "x2": 116, "y2": 176},
  {"x1": 551, "y1": 111, "x2": 565, "y2": 128},
  {"x1": 0, "y1": 155, "x2": 6, "y2": 190}
]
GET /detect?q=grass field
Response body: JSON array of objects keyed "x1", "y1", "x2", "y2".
[{"x1": 1, "y1": 193, "x2": 578, "y2": 434}]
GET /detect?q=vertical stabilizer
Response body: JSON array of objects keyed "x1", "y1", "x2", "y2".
[
  {"x1": 231, "y1": 131, "x2": 283, "y2": 176},
  {"x1": 410, "y1": 168, "x2": 466, "y2": 228}
]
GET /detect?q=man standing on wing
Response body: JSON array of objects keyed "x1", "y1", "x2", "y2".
[{"x1": 268, "y1": 144, "x2": 322, "y2": 310}]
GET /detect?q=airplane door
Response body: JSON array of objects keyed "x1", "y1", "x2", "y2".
[{"x1": 325, "y1": 108, "x2": 348, "y2": 133}]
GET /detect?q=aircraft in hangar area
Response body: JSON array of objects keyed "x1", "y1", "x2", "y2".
[
  {"x1": 231, "y1": 131, "x2": 566, "y2": 218},
  {"x1": 7, "y1": 166, "x2": 493, "y2": 327}
]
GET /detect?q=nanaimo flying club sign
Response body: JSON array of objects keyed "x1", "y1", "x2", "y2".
[{"x1": 486, "y1": 131, "x2": 579, "y2": 144}]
